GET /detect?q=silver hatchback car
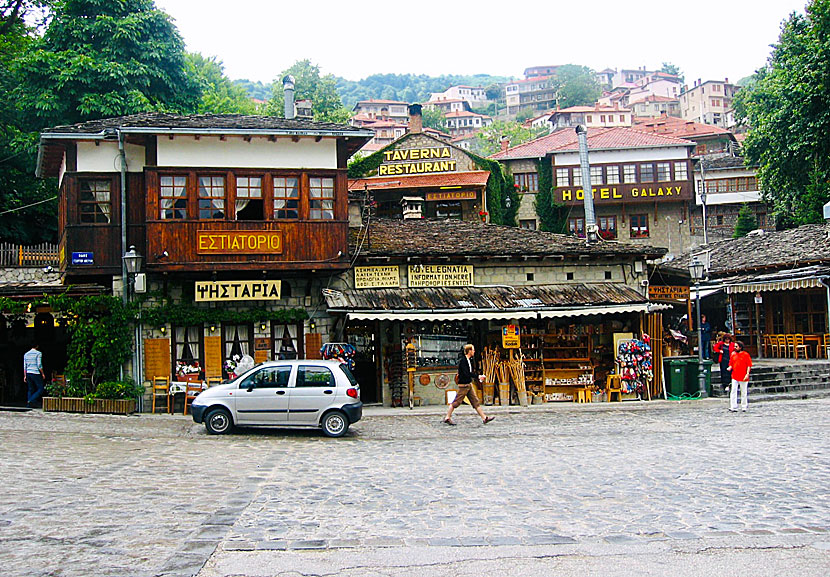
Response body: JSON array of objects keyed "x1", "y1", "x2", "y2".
[{"x1": 190, "y1": 360, "x2": 362, "y2": 437}]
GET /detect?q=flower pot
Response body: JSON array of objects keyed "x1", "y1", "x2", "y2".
[
  {"x1": 42, "y1": 397, "x2": 136, "y2": 415},
  {"x1": 177, "y1": 373, "x2": 201, "y2": 383}
]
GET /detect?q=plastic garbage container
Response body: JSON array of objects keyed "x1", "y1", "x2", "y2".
[
  {"x1": 683, "y1": 358, "x2": 713, "y2": 397},
  {"x1": 663, "y1": 356, "x2": 693, "y2": 397}
]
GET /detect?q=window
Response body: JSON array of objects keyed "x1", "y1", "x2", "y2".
[
  {"x1": 242, "y1": 366, "x2": 291, "y2": 389},
  {"x1": 600, "y1": 115, "x2": 606, "y2": 123},
  {"x1": 160, "y1": 175, "x2": 187, "y2": 219},
  {"x1": 606, "y1": 166, "x2": 620, "y2": 185},
  {"x1": 223, "y1": 323, "x2": 252, "y2": 378},
  {"x1": 568, "y1": 217, "x2": 585, "y2": 238},
  {"x1": 590, "y1": 166, "x2": 604, "y2": 185},
  {"x1": 566, "y1": 271, "x2": 574, "y2": 280},
  {"x1": 716, "y1": 215, "x2": 724, "y2": 225},
  {"x1": 674, "y1": 161, "x2": 688, "y2": 181},
  {"x1": 273, "y1": 176, "x2": 299, "y2": 219},
  {"x1": 619, "y1": 115, "x2": 625, "y2": 122},
  {"x1": 435, "y1": 202, "x2": 462, "y2": 219},
  {"x1": 572, "y1": 168, "x2": 582, "y2": 187},
  {"x1": 586, "y1": 115, "x2": 593, "y2": 123},
  {"x1": 173, "y1": 326, "x2": 202, "y2": 378},
  {"x1": 640, "y1": 163, "x2": 655, "y2": 182},
  {"x1": 79, "y1": 179, "x2": 112, "y2": 224},
  {"x1": 514, "y1": 172, "x2": 539, "y2": 192},
  {"x1": 235, "y1": 176, "x2": 263, "y2": 220},
  {"x1": 630, "y1": 214, "x2": 649, "y2": 238},
  {"x1": 556, "y1": 168, "x2": 570, "y2": 187},
  {"x1": 297, "y1": 365, "x2": 335, "y2": 387},
  {"x1": 793, "y1": 292, "x2": 827, "y2": 333},
  {"x1": 623, "y1": 165, "x2": 637, "y2": 183},
  {"x1": 598, "y1": 215, "x2": 617, "y2": 239},
  {"x1": 519, "y1": 219, "x2": 537, "y2": 230},
  {"x1": 526, "y1": 272, "x2": 535, "y2": 281},
  {"x1": 309, "y1": 176, "x2": 335, "y2": 220},
  {"x1": 272, "y1": 323, "x2": 303, "y2": 359},
  {"x1": 657, "y1": 162, "x2": 671, "y2": 182},
  {"x1": 198, "y1": 175, "x2": 225, "y2": 219},
  {"x1": 604, "y1": 271, "x2": 612, "y2": 280}
]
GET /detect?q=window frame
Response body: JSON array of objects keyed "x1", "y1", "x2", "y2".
[
  {"x1": 556, "y1": 168, "x2": 570, "y2": 187},
  {"x1": 568, "y1": 217, "x2": 585, "y2": 238},
  {"x1": 623, "y1": 164, "x2": 637, "y2": 184},
  {"x1": 78, "y1": 177, "x2": 114, "y2": 225},
  {"x1": 272, "y1": 174, "x2": 301, "y2": 220},
  {"x1": 656, "y1": 162, "x2": 671, "y2": 182},
  {"x1": 639, "y1": 163, "x2": 655, "y2": 183},
  {"x1": 630, "y1": 214, "x2": 650, "y2": 238},
  {"x1": 605, "y1": 165, "x2": 620, "y2": 185},
  {"x1": 197, "y1": 174, "x2": 227, "y2": 220},
  {"x1": 308, "y1": 176, "x2": 335, "y2": 220},
  {"x1": 159, "y1": 174, "x2": 188, "y2": 220},
  {"x1": 598, "y1": 215, "x2": 617, "y2": 240},
  {"x1": 297, "y1": 365, "x2": 336, "y2": 388}
]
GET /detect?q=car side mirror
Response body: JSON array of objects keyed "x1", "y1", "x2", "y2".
[{"x1": 246, "y1": 384, "x2": 255, "y2": 392}]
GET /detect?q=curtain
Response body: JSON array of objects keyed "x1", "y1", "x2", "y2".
[{"x1": 276, "y1": 324, "x2": 298, "y2": 359}]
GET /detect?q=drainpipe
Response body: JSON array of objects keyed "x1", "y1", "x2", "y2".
[
  {"x1": 118, "y1": 130, "x2": 128, "y2": 303},
  {"x1": 575, "y1": 125, "x2": 598, "y2": 243},
  {"x1": 820, "y1": 277, "x2": 830, "y2": 337}
]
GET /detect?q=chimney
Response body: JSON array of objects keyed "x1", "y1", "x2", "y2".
[
  {"x1": 500, "y1": 136, "x2": 510, "y2": 152},
  {"x1": 401, "y1": 196, "x2": 424, "y2": 220},
  {"x1": 408, "y1": 103, "x2": 422, "y2": 134},
  {"x1": 283, "y1": 75, "x2": 295, "y2": 120},
  {"x1": 724, "y1": 77, "x2": 729, "y2": 84}
]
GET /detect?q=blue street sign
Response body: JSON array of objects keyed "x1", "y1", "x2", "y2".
[{"x1": 71, "y1": 252, "x2": 94, "y2": 265}]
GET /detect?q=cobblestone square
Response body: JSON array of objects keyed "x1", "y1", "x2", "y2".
[{"x1": 0, "y1": 398, "x2": 827, "y2": 576}]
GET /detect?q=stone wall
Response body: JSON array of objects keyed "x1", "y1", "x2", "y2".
[{"x1": 0, "y1": 267, "x2": 61, "y2": 283}]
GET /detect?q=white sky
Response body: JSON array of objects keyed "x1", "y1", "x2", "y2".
[{"x1": 155, "y1": 0, "x2": 808, "y2": 85}]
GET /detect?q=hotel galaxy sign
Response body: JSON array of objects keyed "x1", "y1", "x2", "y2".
[
  {"x1": 555, "y1": 183, "x2": 691, "y2": 205},
  {"x1": 378, "y1": 147, "x2": 457, "y2": 176}
]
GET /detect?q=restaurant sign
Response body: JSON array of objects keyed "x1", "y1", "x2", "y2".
[
  {"x1": 354, "y1": 266, "x2": 400, "y2": 289},
  {"x1": 197, "y1": 231, "x2": 282, "y2": 254},
  {"x1": 425, "y1": 190, "x2": 477, "y2": 201},
  {"x1": 378, "y1": 147, "x2": 457, "y2": 176},
  {"x1": 195, "y1": 280, "x2": 282, "y2": 302},
  {"x1": 648, "y1": 285, "x2": 690, "y2": 301},
  {"x1": 556, "y1": 183, "x2": 691, "y2": 205},
  {"x1": 408, "y1": 264, "x2": 473, "y2": 287}
]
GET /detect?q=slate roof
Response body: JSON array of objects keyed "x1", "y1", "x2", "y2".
[
  {"x1": 664, "y1": 223, "x2": 830, "y2": 277},
  {"x1": 698, "y1": 155, "x2": 754, "y2": 170},
  {"x1": 349, "y1": 218, "x2": 666, "y2": 259},
  {"x1": 489, "y1": 126, "x2": 694, "y2": 160},
  {"x1": 41, "y1": 112, "x2": 367, "y2": 135},
  {"x1": 633, "y1": 115, "x2": 732, "y2": 139}
]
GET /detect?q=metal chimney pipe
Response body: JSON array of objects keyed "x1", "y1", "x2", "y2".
[
  {"x1": 575, "y1": 125, "x2": 598, "y2": 243},
  {"x1": 283, "y1": 75, "x2": 296, "y2": 120}
]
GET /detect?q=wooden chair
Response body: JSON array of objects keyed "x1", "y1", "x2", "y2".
[
  {"x1": 206, "y1": 376, "x2": 223, "y2": 388},
  {"x1": 762, "y1": 335, "x2": 776, "y2": 358},
  {"x1": 792, "y1": 334, "x2": 809, "y2": 359},
  {"x1": 183, "y1": 381, "x2": 203, "y2": 416},
  {"x1": 777, "y1": 334, "x2": 789, "y2": 358},
  {"x1": 606, "y1": 374, "x2": 622, "y2": 402},
  {"x1": 767, "y1": 334, "x2": 780, "y2": 357},
  {"x1": 823, "y1": 334, "x2": 830, "y2": 359},
  {"x1": 151, "y1": 376, "x2": 170, "y2": 414}
]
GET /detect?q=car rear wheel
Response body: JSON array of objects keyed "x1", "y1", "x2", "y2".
[
  {"x1": 205, "y1": 408, "x2": 233, "y2": 435},
  {"x1": 321, "y1": 410, "x2": 349, "y2": 437}
]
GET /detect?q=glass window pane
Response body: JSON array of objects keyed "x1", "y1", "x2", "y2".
[
  {"x1": 623, "y1": 165, "x2": 637, "y2": 183},
  {"x1": 273, "y1": 176, "x2": 299, "y2": 219},
  {"x1": 199, "y1": 176, "x2": 225, "y2": 219},
  {"x1": 657, "y1": 162, "x2": 671, "y2": 182},
  {"x1": 160, "y1": 175, "x2": 188, "y2": 219},
  {"x1": 640, "y1": 164, "x2": 654, "y2": 182},
  {"x1": 298, "y1": 366, "x2": 334, "y2": 387}
]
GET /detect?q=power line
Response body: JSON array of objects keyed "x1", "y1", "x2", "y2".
[{"x1": 0, "y1": 195, "x2": 57, "y2": 216}]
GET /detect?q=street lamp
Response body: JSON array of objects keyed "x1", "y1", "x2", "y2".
[
  {"x1": 123, "y1": 245, "x2": 143, "y2": 279},
  {"x1": 689, "y1": 256, "x2": 707, "y2": 398}
]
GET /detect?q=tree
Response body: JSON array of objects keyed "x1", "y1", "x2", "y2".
[
  {"x1": 473, "y1": 120, "x2": 546, "y2": 157},
  {"x1": 267, "y1": 59, "x2": 352, "y2": 123},
  {"x1": 186, "y1": 53, "x2": 257, "y2": 114},
  {"x1": 554, "y1": 65, "x2": 601, "y2": 108},
  {"x1": 422, "y1": 106, "x2": 445, "y2": 131},
  {"x1": 14, "y1": 0, "x2": 200, "y2": 128},
  {"x1": 660, "y1": 62, "x2": 684, "y2": 82},
  {"x1": 733, "y1": 0, "x2": 830, "y2": 227},
  {"x1": 733, "y1": 203, "x2": 758, "y2": 238}
]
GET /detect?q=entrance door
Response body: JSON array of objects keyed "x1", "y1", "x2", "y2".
[
  {"x1": 234, "y1": 365, "x2": 292, "y2": 425},
  {"x1": 346, "y1": 322, "x2": 380, "y2": 404}
]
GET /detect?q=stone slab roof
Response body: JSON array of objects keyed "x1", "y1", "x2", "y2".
[
  {"x1": 664, "y1": 223, "x2": 830, "y2": 277},
  {"x1": 349, "y1": 218, "x2": 666, "y2": 260}
]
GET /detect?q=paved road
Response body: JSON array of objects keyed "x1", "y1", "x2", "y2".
[{"x1": 0, "y1": 398, "x2": 827, "y2": 577}]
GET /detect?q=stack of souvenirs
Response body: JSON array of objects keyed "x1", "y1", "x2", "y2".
[
  {"x1": 617, "y1": 334, "x2": 653, "y2": 395},
  {"x1": 320, "y1": 342, "x2": 357, "y2": 370}
]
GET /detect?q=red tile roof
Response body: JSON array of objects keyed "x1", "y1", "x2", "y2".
[
  {"x1": 629, "y1": 95, "x2": 678, "y2": 104},
  {"x1": 633, "y1": 115, "x2": 732, "y2": 139},
  {"x1": 553, "y1": 105, "x2": 632, "y2": 114},
  {"x1": 348, "y1": 171, "x2": 490, "y2": 192},
  {"x1": 489, "y1": 126, "x2": 695, "y2": 160},
  {"x1": 445, "y1": 110, "x2": 490, "y2": 119},
  {"x1": 354, "y1": 99, "x2": 409, "y2": 106}
]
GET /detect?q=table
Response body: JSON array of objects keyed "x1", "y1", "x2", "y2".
[
  {"x1": 803, "y1": 334, "x2": 822, "y2": 359},
  {"x1": 169, "y1": 381, "x2": 207, "y2": 395}
]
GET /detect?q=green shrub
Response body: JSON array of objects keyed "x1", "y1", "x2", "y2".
[{"x1": 93, "y1": 379, "x2": 143, "y2": 401}]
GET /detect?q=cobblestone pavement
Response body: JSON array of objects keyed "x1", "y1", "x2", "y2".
[{"x1": 0, "y1": 398, "x2": 827, "y2": 577}]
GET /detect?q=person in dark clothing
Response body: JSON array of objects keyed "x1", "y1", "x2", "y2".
[
  {"x1": 700, "y1": 314, "x2": 712, "y2": 359},
  {"x1": 443, "y1": 344, "x2": 495, "y2": 426},
  {"x1": 712, "y1": 333, "x2": 734, "y2": 394}
]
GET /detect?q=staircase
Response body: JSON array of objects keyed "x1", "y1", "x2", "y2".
[{"x1": 714, "y1": 360, "x2": 830, "y2": 399}]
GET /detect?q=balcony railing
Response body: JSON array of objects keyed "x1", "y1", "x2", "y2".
[{"x1": 0, "y1": 242, "x2": 60, "y2": 267}]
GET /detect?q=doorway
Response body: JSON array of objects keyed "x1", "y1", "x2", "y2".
[{"x1": 345, "y1": 322, "x2": 381, "y2": 404}]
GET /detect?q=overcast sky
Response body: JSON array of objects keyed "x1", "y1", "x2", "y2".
[{"x1": 155, "y1": 0, "x2": 808, "y2": 85}]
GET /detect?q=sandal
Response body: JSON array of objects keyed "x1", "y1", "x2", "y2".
[{"x1": 483, "y1": 416, "x2": 495, "y2": 424}]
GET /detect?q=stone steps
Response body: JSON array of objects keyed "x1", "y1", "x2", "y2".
[{"x1": 712, "y1": 361, "x2": 830, "y2": 397}]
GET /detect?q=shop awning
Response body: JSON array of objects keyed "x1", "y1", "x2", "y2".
[
  {"x1": 692, "y1": 287, "x2": 724, "y2": 300},
  {"x1": 325, "y1": 283, "x2": 651, "y2": 321},
  {"x1": 726, "y1": 278, "x2": 825, "y2": 294}
]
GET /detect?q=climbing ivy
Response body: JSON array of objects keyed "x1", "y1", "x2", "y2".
[{"x1": 535, "y1": 158, "x2": 570, "y2": 234}]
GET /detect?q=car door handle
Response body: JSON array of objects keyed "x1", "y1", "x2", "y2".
[
  {"x1": 323, "y1": 390, "x2": 333, "y2": 394},
  {"x1": 276, "y1": 390, "x2": 286, "y2": 395}
]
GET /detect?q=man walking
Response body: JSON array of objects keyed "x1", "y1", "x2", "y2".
[
  {"x1": 24, "y1": 343, "x2": 46, "y2": 408},
  {"x1": 444, "y1": 344, "x2": 495, "y2": 426},
  {"x1": 727, "y1": 340, "x2": 752, "y2": 412}
]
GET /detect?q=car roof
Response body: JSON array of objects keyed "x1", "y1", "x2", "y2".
[{"x1": 255, "y1": 359, "x2": 345, "y2": 368}]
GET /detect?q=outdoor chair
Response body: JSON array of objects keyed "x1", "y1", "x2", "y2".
[
  {"x1": 792, "y1": 334, "x2": 809, "y2": 359},
  {"x1": 151, "y1": 376, "x2": 170, "y2": 414},
  {"x1": 777, "y1": 335, "x2": 789, "y2": 358},
  {"x1": 762, "y1": 335, "x2": 776, "y2": 358},
  {"x1": 823, "y1": 334, "x2": 830, "y2": 359},
  {"x1": 206, "y1": 376, "x2": 223, "y2": 388},
  {"x1": 606, "y1": 373, "x2": 622, "y2": 402},
  {"x1": 183, "y1": 381, "x2": 203, "y2": 415}
]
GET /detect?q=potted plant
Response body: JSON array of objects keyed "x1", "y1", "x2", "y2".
[
  {"x1": 43, "y1": 378, "x2": 142, "y2": 414},
  {"x1": 175, "y1": 361, "x2": 202, "y2": 382},
  {"x1": 224, "y1": 355, "x2": 240, "y2": 380}
]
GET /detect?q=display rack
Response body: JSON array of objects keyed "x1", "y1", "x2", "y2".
[
  {"x1": 414, "y1": 334, "x2": 466, "y2": 368},
  {"x1": 521, "y1": 332, "x2": 595, "y2": 401}
]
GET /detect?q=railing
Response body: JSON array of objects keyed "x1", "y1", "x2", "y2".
[{"x1": 0, "y1": 242, "x2": 60, "y2": 267}]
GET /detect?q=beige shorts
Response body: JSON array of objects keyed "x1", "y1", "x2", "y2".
[{"x1": 451, "y1": 384, "x2": 481, "y2": 409}]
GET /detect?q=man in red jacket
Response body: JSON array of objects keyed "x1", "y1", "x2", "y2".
[{"x1": 727, "y1": 340, "x2": 752, "y2": 412}]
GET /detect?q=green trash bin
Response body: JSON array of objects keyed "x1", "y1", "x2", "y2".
[
  {"x1": 683, "y1": 358, "x2": 713, "y2": 397},
  {"x1": 663, "y1": 356, "x2": 693, "y2": 397}
]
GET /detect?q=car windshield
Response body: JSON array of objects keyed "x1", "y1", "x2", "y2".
[{"x1": 337, "y1": 364, "x2": 359, "y2": 387}]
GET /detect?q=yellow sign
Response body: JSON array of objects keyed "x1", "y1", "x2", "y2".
[
  {"x1": 379, "y1": 147, "x2": 457, "y2": 176},
  {"x1": 502, "y1": 325, "x2": 520, "y2": 349},
  {"x1": 195, "y1": 280, "x2": 282, "y2": 302},
  {"x1": 196, "y1": 231, "x2": 282, "y2": 254},
  {"x1": 426, "y1": 190, "x2": 477, "y2": 201},
  {"x1": 354, "y1": 266, "x2": 400, "y2": 289},
  {"x1": 556, "y1": 184, "x2": 690, "y2": 204},
  {"x1": 408, "y1": 264, "x2": 473, "y2": 287},
  {"x1": 648, "y1": 285, "x2": 690, "y2": 301}
]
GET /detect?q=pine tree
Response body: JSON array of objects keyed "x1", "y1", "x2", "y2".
[{"x1": 733, "y1": 204, "x2": 758, "y2": 238}]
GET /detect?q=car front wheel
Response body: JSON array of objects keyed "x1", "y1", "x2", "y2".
[
  {"x1": 205, "y1": 408, "x2": 233, "y2": 435},
  {"x1": 321, "y1": 410, "x2": 349, "y2": 437}
]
